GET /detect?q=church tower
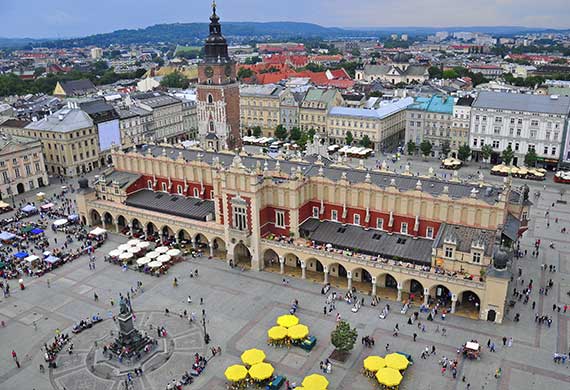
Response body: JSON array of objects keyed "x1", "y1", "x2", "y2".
[{"x1": 197, "y1": 1, "x2": 241, "y2": 150}]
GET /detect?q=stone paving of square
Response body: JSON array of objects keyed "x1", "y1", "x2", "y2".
[{"x1": 1, "y1": 176, "x2": 570, "y2": 390}]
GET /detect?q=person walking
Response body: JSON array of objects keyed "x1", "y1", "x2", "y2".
[{"x1": 413, "y1": 333, "x2": 417, "y2": 342}]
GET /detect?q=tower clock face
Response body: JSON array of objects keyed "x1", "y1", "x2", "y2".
[
  {"x1": 224, "y1": 63, "x2": 232, "y2": 77},
  {"x1": 204, "y1": 66, "x2": 214, "y2": 78}
]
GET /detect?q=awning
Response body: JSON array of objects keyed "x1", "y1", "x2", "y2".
[
  {"x1": 0, "y1": 231, "x2": 16, "y2": 241},
  {"x1": 68, "y1": 214, "x2": 79, "y2": 221},
  {"x1": 89, "y1": 227, "x2": 107, "y2": 236},
  {"x1": 21, "y1": 205, "x2": 37, "y2": 213},
  {"x1": 53, "y1": 219, "x2": 68, "y2": 227},
  {"x1": 21, "y1": 226, "x2": 34, "y2": 233},
  {"x1": 30, "y1": 228, "x2": 44, "y2": 235},
  {"x1": 25, "y1": 255, "x2": 40, "y2": 263},
  {"x1": 40, "y1": 203, "x2": 54, "y2": 210},
  {"x1": 44, "y1": 255, "x2": 60, "y2": 264},
  {"x1": 0, "y1": 201, "x2": 10, "y2": 208}
]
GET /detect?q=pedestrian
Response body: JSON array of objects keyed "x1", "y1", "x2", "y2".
[
  {"x1": 200, "y1": 297, "x2": 204, "y2": 305},
  {"x1": 502, "y1": 336, "x2": 507, "y2": 346},
  {"x1": 413, "y1": 333, "x2": 417, "y2": 342},
  {"x1": 431, "y1": 345, "x2": 436, "y2": 355},
  {"x1": 385, "y1": 343, "x2": 390, "y2": 351},
  {"x1": 324, "y1": 306, "x2": 327, "y2": 315}
]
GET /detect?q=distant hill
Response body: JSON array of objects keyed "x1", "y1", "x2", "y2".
[
  {"x1": 37, "y1": 22, "x2": 361, "y2": 48},
  {"x1": 2, "y1": 22, "x2": 570, "y2": 48}
]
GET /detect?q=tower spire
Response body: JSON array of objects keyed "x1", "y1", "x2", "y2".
[{"x1": 212, "y1": 0, "x2": 216, "y2": 15}]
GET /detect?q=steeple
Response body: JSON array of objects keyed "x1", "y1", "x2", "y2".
[{"x1": 204, "y1": 0, "x2": 229, "y2": 62}]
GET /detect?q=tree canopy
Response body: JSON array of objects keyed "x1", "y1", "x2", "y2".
[
  {"x1": 160, "y1": 71, "x2": 190, "y2": 89},
  {"x1": 331, "y1": 320, "x2": 358, "y2": 353}
]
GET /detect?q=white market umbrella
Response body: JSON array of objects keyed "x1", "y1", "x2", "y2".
[
  {"x1": 137, "y1": 241, "x2": 151, "y2": 249},
  {"x1": 157, "y1": 254, "x2": 171, "y2": 263},
  {"x1": 119, "y1": 252, "x2": 133, "y2": 261},
  {"x1": 128, "y1": 239, "x2": 141, "y2": 247},
  {"x1": 166, "y1": 248, "x2": 181, "y2": 257},
  {"x1": 146, "y1": 251, "x2": 159, "y2": 259},
  {"x1": 148, "y1": 261, "x2": 162, "y2": 268},
  {"x1": 136, "y1": 257, "x2": 151, "y2": 266},
  {"x1": 155, "y1": 246, "x2": 169, "y2": 254},
  {"x1": 109, "y1": 249, "x2": 123, "y2": 258},
  {"x1": 127, "y1": 246, "x2": 142, "y2": 254},
  {"x1": 118, "y1": 244, "x2": 131, "y2": 252}
]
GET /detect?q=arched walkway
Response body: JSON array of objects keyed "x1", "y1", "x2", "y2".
[
  {"x1": 430, "y1": 284, "x2": 452, "y2": 308},
  {"x1": 456, "y1": 290, "x2": 481, "y2": 319},
  {"x1": 210, "y1": 237, "x2": 227, "y2": 259},
  {"x1": 304, "y1": 258, "x2": 325, "y2": 283},
  {"x1": 177, "y1": 229, "x2": 191, "y2": 243},
  {"x1": 401, "y1": 279, "x2": 425, "y2": 303},
  {"x1": 131, "y1": 218, "x2": 143, "y2": 238},
  {"x1": 103, "y1": 212, "x2": 115, "y2": 231},
  {"x1": 194, "y1": 233, "x2": 209, "y2": 251},
  {"x1": 233, "y1": 242, "x2": 251, "y2": 268},
  {"x1": 263, "y1": 249, "x2": 280, "y2": 272},
  {"x1": 161, "y1": 225, "x2": 175, "y2": 245},
  {"x1": 146, "y1": 222, "x2": 158, "y2": 241},
  {"x1": 328, "y1": 263, "x2": 348, "y2": 290},
  {"x1": 352, "y1": 268, "x2": 373, "y2": 294},
  {"x1": 281, "y1": 253, "x2": 301, "y2": 277},
  {"x1": 90, "y1": 210, "x2": 102, "y2": 226},
  {"x1": 117, "y1": 215, "x2": 128, "y2": 234},
  {"x1": 375, "y1": 273, "x2": 399, "y2": 300}
]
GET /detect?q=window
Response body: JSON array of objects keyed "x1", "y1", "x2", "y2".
[
  {"x1": 426, "y1": 227, "x2": 434, "y2": 239},
  {"x1": 233, "y1": 205, "x2": 247, "y2": 231},
  {"x1": 14, "y1": 168, "x2": 20, "y2": 178},
  {"x1": 528, "y1": 144, "x2": 535, "y2": 152},
  {"x1": 376, "y1": 218, "x2": 384, "y2": 230},
  {"x1": 492, "y1": 140, "x2": 500, "y2": 148},
  {"x1": 472, "y1": 252, "x2": 481, "y2": 263},
  {"x1": 444, "y1": 246, "x2": 454, "y2": 258},
  {"x1": 544, "y1": 146, "x2": 549, "y2": 155},
  {"x1": 312, "y1": 206, "x2": 319, "y2": 218},
  {"x1": 207, "y1": 94, "x2": 214, "y2": 104},
  {"x1": 193, "y1": 188, "x2": 199, "y2": 198},
  {"x1": 401, "y1": 222, "x2": 408, "y2": 235},
  {"x1": 516, "y1": 129, "x2": 521, "y2": 136},
  {"x1": 473, "y1": 138, "x2": 478, "y2": 147},
  {"x1": 275, "y1": 210, "x2": 285, "y2": 228},
  {"x1": 177, "y1": 185, "x2": 183, "y2": 195},
  {"x1": 515, "y1": 142, "x2": 520, "y2": 151},
  {"x1": 353, "y1": 214, "x2": 361, "y2": 225},
  {"x1": 161, "y1": 182, "x2": 167, "y2": 192},
  {"x1": 331, "y1": 210, "x2": 338, "y2": 222},
  {"x1": 2, "y1": 171, "x2": 8, "y2": 183},
  {"x1": 531, "y1": 120, "x2": 539, "y2": 127},
  {"x1": 552, "y1": 147, "x2": 557, "y2": 156},
  {"x1": 530, "y1": 130, "x2": 537, "y2": 138}
]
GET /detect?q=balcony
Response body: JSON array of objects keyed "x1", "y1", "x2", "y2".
[{"x1": 261, "y1": 238, "x2": 485, "y2": 290}]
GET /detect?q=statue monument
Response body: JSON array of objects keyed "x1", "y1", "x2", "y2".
[{"x1": 108, "y1": 295, "x2": 154, "y2": 360}]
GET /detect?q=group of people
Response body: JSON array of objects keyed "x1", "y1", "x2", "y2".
[{"x1": 42, "y1": 331, "x2": 71, "y2": 368}]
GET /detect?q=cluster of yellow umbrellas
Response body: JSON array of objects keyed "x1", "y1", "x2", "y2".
[
  {"x1": 363, "y1": 353, "x2": 409, "y2": 387},
  {"x1": 268, "y1": 315, "x2": 310, "y2": 341},
  {"x1": 224, "y1": 349, "x2": 275, "y2": 382},
  {"x1": 299, "y1": 374, "x2": 329, "y2": 390}
]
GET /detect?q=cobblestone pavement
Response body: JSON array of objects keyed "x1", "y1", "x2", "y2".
[{"x1": 1, "y1": 168, "x2": 570, "y2": 390}]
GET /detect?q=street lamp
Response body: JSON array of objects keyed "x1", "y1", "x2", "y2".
[{"x1": 202, "y1": 310, "x2": 210, "y2": 344}]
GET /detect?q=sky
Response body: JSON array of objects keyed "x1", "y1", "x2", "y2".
[{"x1": 1, "y1": 0, "x2": 570, "y2": 38}]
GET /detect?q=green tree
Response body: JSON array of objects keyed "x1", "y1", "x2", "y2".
[
  {"x1": 307, "y1": 128, "x2": 316, "y2": 143},
  {"x1": 524, "y1": 149, "x2": 538, "y2": 167},
  {"x1": 350, "y1": 48, "x2": 361, "y2": 57},
  {"x1": 297, "y1": 132, "x2": 309, "y2": 149},
  {"x1": 359, "y1": 134, "x2": 372, "y2": 148},
  {"x1": 237, "y1": 67, "x2": 254, "y2": 79},
  {"x1": 290, "y1": 127, "x2": 302, "y2": 141},
  {"x1": 420, "y1": 140, "x2": 432, "y2": 158},
  {"x1": 501, "y1": 145, "x2": 514, "y2": 165},
  {"x1": 458, "y1": 144, "x2": 472, "y2": 162},
  {"x1": 428, "y1": 66, "x2": 443, "y2": 79},
  {"x1": 345, "y1": 131, "x2": 354, "y2": 145},
  {"x1": 441, "y1": 141, "x2": 451, "y2": 158},
  {"x1": 406, "y1": 140, "x2": 416, "y2": 156},
  {"x1": 274, "y1": 124, "x2": 288, "y2": 140},
  {"x1": 305, "y1": 63, "x2": 325, "y2": 73},
  {"x1": 481, "y1": 144, "x2": 493, "y2": 162},
  {"x1": 442, "y1": 69, "x2": 459, "y2": 79},
  {"x1": 160, "y1": 71, "x2": 189, "y2": 89},
  {"x1": 331, "y1": 320, "x2": 358, "y2": 353},
  {"x1": 252, "y1": 126, "x2": 262, "y2": 137}
]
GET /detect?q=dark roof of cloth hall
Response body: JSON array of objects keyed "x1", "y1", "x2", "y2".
[
  {"x1": 299, "y1": 218, "x2": 433, "y2": 265},
  {"x1": 132, "y1": 144, "x2": 504, "y2": 205},
  {"x1": 126, "y1": 189, "x2": 215, "y2": 221}
]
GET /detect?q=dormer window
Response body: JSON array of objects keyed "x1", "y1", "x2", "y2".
[
  {"x1": 444, "y1": 246, "x2": 454, "y2": 258},
  {"x1": 472, "y1": 252, "x2": 481, "y2": 263}
]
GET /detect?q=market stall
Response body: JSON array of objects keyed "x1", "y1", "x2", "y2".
[
  {"x1": 241, "y1": 349, "x2": 266, "y2": 366},
  {"x1": 155, "y1": 246, "x2": 169, "y2": 254},
  {"x1": 40, "y1": 203, "x2": 55, "y2": 211},
  {"x1": 21, "y1": 205, "x2": 37, "y2": 214},
  {"x1": 53, "y1": 219, "x2": 69, "y2": 229}
]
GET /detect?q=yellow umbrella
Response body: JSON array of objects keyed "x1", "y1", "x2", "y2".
[
  {"x1": 288, "y1": 324, "x2": 309, "y2": 340},
  {"x1": 385, "y1": 353, "x2": 409, "y2": 371},
  {"x1": 267, "y1": 326, "x2": 288, "y2": 340},
  {"x1": 363, "y1": 356, "x2": 386, "y2": 372},
  {"x1": 277, "y1": 314, "x2": 299, "y2": 328},
  {"x1": 241, "y1": 349, "x2": 266, "y2": 366},
  {"x1": 249, "y1": 362, "x2": 274, "y2": 381},
  {"x1": 224, "y1": 364, "x2": 248, "y2": 382},
  {"x1": 376, "y1": 367, "x2": 403, "y2": 387},
  {"x1": 302, "y1": 374, "x2": 329, "y2": 389},
  {"x1": 491, "y1": 165, "x2": 503, "y2": 172}
]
